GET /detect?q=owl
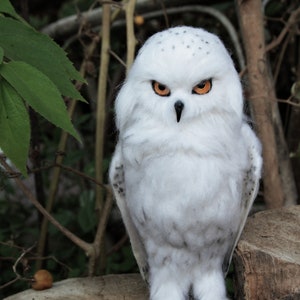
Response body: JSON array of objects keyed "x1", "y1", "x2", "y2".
[{"x1": 109, "y1": 26, "x2": 262, "y2": 300}]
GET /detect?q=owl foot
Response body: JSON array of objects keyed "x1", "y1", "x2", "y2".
[
  {"x1": 149, "y1": 266, "x2": 188, "y2": 300},
  {"x1": 192, "y1": 270, "x2": 228, "y2": 300}
]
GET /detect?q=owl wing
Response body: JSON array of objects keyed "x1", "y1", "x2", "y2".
[
  {"x1": 109, "y1": 143, "x2": 149, "y2": 281},
  {"x1": 222, "y1": 124, "x2": 262, "y2": 275}
]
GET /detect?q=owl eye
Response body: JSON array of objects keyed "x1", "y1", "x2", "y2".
[
  {"x1": 192, "y1": 79, "x2": 212, "y2": 95},
  {"x1": 152, "y1": 80, "x2": 171, "y2": 97}
]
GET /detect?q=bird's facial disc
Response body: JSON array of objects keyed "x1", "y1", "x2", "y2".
[{"x1": 151, "y1": 79, "x2": 212, "y2": 123}]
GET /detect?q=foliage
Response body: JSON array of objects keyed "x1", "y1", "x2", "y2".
[{"x1": 0, "y1": 0, "x2": 85, "y2": 175}]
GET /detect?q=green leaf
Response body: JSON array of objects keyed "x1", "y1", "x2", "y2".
[
  {"x1": 0, "y1": 0, "x2": 25, "y2": 22},
  {"x1": 0, "y1": 17, "x2": 86, "y2": 101},
  {"x1": 0, "y1": 61, "x2": 81, "y2": 142},
  {"x1": 0, "y1": 80, "x2": 30, "y2": 175}
]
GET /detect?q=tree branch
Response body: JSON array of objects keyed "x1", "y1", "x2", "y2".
[
  {"x1": 265, "y1": 7, "x2": 300, "y2": 52},
  {"x1": 236, "y1": 0, "x2": 286, "y2": 208},
  {"x1": 0, "y1": 156, "x2": 92, "y2": 256},
  {"x1": 124, "y1": 0, "x2": 137, "y2": 73},
  {"x1": 42, "y1": 4, "x2": 245, "y2": 70}
]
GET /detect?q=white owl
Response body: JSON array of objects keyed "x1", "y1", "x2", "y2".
[{"x1": 109, "y1": 26, "x2": 262, "y2": 300}]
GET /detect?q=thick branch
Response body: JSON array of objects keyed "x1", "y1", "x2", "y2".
[{"x1": 236, "y1": 0, "x2": 285, "y2": 208}]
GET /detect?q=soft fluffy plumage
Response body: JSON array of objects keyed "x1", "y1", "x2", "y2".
[{"x1": 109, "y1": 26, "x2": 262, "y2": 300}]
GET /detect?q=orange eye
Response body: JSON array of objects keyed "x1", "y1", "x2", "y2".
[
  {"x1": 192, "y1": 79, "x2": 212, "y2": 95},
  {"x1": 152, "y1": 81, "x2": 171, "y2": 97}
]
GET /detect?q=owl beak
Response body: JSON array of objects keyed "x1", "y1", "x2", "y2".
[{"x1": 174, "y1": 100, "x2": 184, "y2": 122}]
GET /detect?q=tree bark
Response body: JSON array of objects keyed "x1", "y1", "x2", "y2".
[
  {"x1": 236, "y1": 0, "x2": 286, "y2": 208},
  {"x1": 233, "y1": 206, "x2": 300, "y2": 300}
]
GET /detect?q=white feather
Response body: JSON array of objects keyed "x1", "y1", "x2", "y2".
[{"x1": 109, "y1": 26, "x2": 262, "y2": 300}]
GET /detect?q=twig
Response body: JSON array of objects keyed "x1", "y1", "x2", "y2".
[
  {"x1": 0, "y1": 277, "x2": 19, "y2": 289},
  {"x1": 12, "y1": 244, "x2": 36, "y2": 277},
  {"x1": 0, "y1": 156, "x2": 93, "y2": 256},
  {"x1": 88, "y1": 188, "x2": 114, "y2": 275},
  {"x1": 35, "y1": 37, "x2": 99, "y2": 270},
  {"x1": 109, "y1": 49, "x2": 127, "y2": 67},
  {"x1": 42, "y1": 4, "x2": 245, "y2": 70},
  {"x1": 124, "y1": 0, "x2": 137, "y2": 73},
  {"x1": 107, "y1": 234, "x2": 128, "y2": 255},
  {"x1": 265, "y1": 7, "x2": 300, "y2": 52},
  {"x1": 273, "y1": 31, "x2": 291, "y2": 84},
  {"x1": 0, "y1": 244, "x2": 36, "y2": 289},
  {"x1": 55, "y1": 162, "x2": 109, "y2": 189},
  {"x1": 277, "y1": 97, "x2": 300, "y2": 107},
  {"x1": 95, "y1": 3, "x2": 111, "y2": 212}
]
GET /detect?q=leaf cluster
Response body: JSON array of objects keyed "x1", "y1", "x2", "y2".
[{"x1": 0, "y1": 0, "x2": 85, "y2": 175}]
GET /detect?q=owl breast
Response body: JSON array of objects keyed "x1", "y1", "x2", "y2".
[{"x1": 123, "y1": 145, "x2": 244, "y2": 258}]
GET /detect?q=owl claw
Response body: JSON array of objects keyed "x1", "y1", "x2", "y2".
[{"x1": 174, "y1": 100, "x2": 184, "y2": 122}]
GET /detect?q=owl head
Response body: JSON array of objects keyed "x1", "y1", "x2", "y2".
[{"x1": 115, "y1": 26, "x2": 243, "y2": 131}]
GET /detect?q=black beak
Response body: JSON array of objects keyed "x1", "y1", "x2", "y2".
[{"x1": 174, "y1": 100, "x2": 184, "y2": 122}]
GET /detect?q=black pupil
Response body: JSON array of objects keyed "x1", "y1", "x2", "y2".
[
  {"x1": 197, "y1": 81, "x2": 205, "y2": 89},
  {"x1": 158, "y1": 84, "x2": 165, "y2": 90}
]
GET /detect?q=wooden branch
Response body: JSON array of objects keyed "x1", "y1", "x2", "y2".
[
  {"x1": 42, "y1": 4, "x2": 245, "y2": 70},
  {"x1": 35, "y1": 37, "x2": 100, "y2": 270},
  {"x1": 265, "y1": 7, "x2": 300, "y2": 52},
  {"x1": 88, "y1": 189, "x2": 114, "y2": 275},
  {"x1": 95, "y1": 3, "x2": 111, "y2": 211},
  {"x1": 124, "y1": 0, "x2": 137, "y2": 73},
  {"x1": 0, "y1": 156, "x2": 92, "y2": 256},
  {"x1": 236, "y1": 0, "x2": 285, "y2": 208}
]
